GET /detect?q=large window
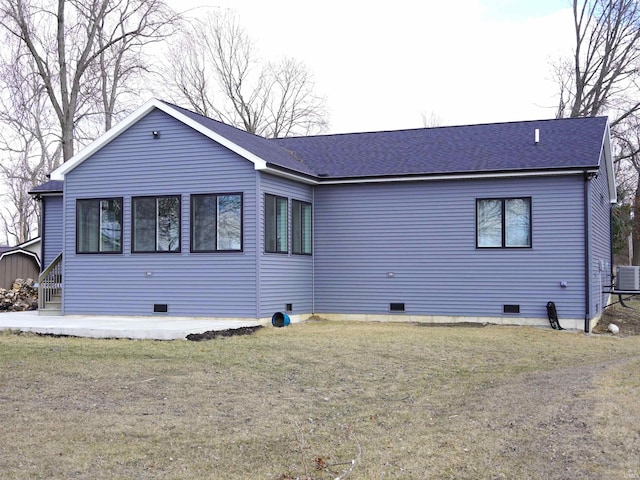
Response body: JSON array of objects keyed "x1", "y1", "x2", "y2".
[
  {"x1": 132, "y1": 195, "x2": 181, "y2": 253},
  {"x1": 191, "y1": 193, "x2": 243, "y2": 252},
  {"x1": 76, "y1": 198, "x2": 123, "y2": 253},
  {"x1": 292, "y1": 200, "x2": 312, "y2": 255},
  {"x1": 477, "y1": 197, "x2": 531, "y2": 248},
  {"x1": 265, "y1": 194, "x2": 288, "y2": 253}
]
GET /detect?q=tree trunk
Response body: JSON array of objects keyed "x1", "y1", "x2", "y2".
[{"x1": 61, "y1": 113, "x2": 75, "y2": 162}]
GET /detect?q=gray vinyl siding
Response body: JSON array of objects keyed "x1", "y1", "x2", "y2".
[
  {"x1": 43, "y1": 195, "x2": 64, "y2": 269},
  {"x1": 313, "y1": 175, "x2": 587, "y2": 321},
  {"x1": 589, "y1": 148, "x2": 613, "y2": 318},
  {"x1": 257, "y1": 173, "x2": 313, "y2": 318},
  {"x1": 62, "y1": 109, "x2": 258, "y2": 317}
]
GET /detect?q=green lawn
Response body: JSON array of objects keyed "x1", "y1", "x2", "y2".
[{"x1": 1, "y1": 321, "x2": 639, "y2": 479}]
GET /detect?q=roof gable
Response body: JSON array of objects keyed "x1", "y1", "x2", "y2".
[
  {"x1": 50, "y1": 99, "x2": 278, "y2": 181},
  {"x1": 0, "y1": 237, "x2": 41, "y2": 268},
  {"x1": 0, "y1": 249, "x2": 41, "y2": 268}
]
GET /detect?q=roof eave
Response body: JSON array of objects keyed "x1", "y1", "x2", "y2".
[
  {"x1": 305, "y1": 166, "x2": 600, "y2": 185},
  {"x1": 601, "y1": 120, "x2": 617, "y2": 204},
  {"x1": 16, "y1": 237, "x2": 40, "y2": 249},
  {"x1": 29, "y1": 189, "x2": 63, "y2": 197},
  {"x1": 263, "y1": 164, "x2": 319, "y2": 184}
]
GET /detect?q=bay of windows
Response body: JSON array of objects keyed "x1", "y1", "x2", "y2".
[{"x1": 76, "y1": 192, "x2": 314, "y2": 256}]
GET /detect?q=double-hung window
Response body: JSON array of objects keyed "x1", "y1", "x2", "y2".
[
  {"x1": 292, "y1": 200, "x2": 312, "y2": 255},
  {"x1": 476, "y1": 197, "x2": 531, "y2": 248},
  {"x1": 191, "y1": 193, "x2": 243, "y2": 252},
  {"x1": 76, "y1": 198, "x2": 123, "y2": 253},
  {"x1": 264, "y1": 194, "x2": 288, "y2": 253},
  {"x1": 132, "y1": 195, "x2": 181, "y2": 252}
]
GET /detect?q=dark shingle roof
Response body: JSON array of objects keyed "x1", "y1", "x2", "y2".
[
  {"x1": 271, "y1": 117, "x2": 608, "y2": 178},
  {"x1": 168, "y1": 103, "x2": 318, "y2": 176},
  {"x1": 168, "y1": 102, "x2": 607, "y2": 179},
  {"x1": 29, "y1": 180, "x2": 63, "y2": 194}
]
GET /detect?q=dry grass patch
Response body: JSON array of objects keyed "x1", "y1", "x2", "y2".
[{"x1": 1, "y1": 321, "x2": 639, "y2": 479}]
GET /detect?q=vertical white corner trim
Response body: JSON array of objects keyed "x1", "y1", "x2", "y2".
[{"x1": 602, "y1": 122, "x2": 617, "y2": 204}]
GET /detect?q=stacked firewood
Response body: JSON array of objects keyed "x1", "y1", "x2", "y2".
[{"x1": 0, "y1": 278, "x2": 38, "y2": 311}]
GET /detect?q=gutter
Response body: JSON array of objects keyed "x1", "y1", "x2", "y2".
[{"x1": 263, "y1": 163, "x2": 600, "y2": 187}]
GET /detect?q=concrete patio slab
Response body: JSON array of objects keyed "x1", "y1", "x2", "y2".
[{"x1": 0, "y1": 310, "x2": 261, "y2": 340}]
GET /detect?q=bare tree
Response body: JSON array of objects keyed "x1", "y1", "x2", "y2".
[
  {"x1": 555, "y1": 0, "x2": 640, "y2": 124},
  {"x1": 0, "y1": 45, "x2": 61, "y2": 244},
  {"x1": 0, "y1": 157, "x2": 40, "y2": 244},
  {"x1": 553, "y1": 0, "x2": 640, "y2": 264},
  {"x1": 421, "y1": 111, "x2": 443, "y2": 128},
  {"x1": 169, "y1": 12, "x2": 328, "y2": 138},
  {"x1": 0, "y1": 0, "x2": 179, "y2": 243},
  {"x1": 0, "y1": 0, "x2": 179, "y2": 162}
]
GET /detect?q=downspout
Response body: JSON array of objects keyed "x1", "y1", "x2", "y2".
[
  {"x1": 256, "y1": 173, "x2": 261, "y2": 321},
  {"x1": 61, "y1": 185, "x2": 66, "y2": 315},
  {"x1": 312, "y1": 187, "x2": 315, "y2": 315},
  {"x1": 609, "y1": 202, "x2": 615, "y2": 291},
  {"x1": 38, "y1": 195, "x2": 45, "y2": 274},
  {"x1": 584, "y1": 172, "x2": 592, "y2": 333}
]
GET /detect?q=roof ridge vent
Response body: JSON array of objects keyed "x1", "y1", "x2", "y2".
[{"x1": 534, "y1": 128, "x2": 540, "y2": 145}]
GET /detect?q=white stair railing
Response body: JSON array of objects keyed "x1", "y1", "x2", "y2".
[{"x1": 38, "y1": 253, "x2": 62, "y2": 310}]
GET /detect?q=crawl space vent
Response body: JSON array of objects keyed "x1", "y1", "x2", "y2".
[
  {"x1": 389, "y1": 303, "x2": 405, "y2": 312},
  {"x1": 503, "y1": 304, "x2": 520, "y2": 314},
  {"x1": 154, "y1": 304, "x2": 168, "y2": 313}
]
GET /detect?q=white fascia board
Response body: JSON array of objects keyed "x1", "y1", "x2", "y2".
[
  {"x1": 262, "y1": 167, "x2": 318, "y2": 185},
  {"x1": 16, "y1": 237, "x2": 40, "y2": 249},
  {"x1": 35, "y1": 191, "x2": 63, "y2": 197},
  {"x1": 602, "y1": 122, "x2": 618, "y2": 204},
  {"x1": 316, "y1": 168, "x2": 597, "y2": 185},
  {"x1": 156, "y1": 103, "x2": 267, "y2": 170},
  {"x1": 51, "y1": 99, "x2": 161, "y2": 180},
  {"x1": 51, "y1": 99, "x2": 267, "y2": 181}
]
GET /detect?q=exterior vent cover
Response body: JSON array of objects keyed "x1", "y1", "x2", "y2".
[
  {"x1": 503, "y1": 304, "x2": 520, "y2": 314},
  {"x1": 390, "y1": 303, "x2": 405, "y2": 312},
  {"x1": 154, "y1": 304, "x2": 168, "y2": 313},
  {"x1": 617, "y1": 266, "x2": 640, "y2": 291}
]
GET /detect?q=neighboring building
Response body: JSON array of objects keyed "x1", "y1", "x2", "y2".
[
  {"x1": 30, "y1": 99, "x2": 616, "y2": 331},
  {"x1": 0, "y1": 238, "x2": 41, "y2": 290}
]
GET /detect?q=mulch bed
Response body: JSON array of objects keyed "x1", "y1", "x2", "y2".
[
  {"x1": 186, "y1": 325, "x2": 263, "y2": 341},
  {"x1": 593, "y1": 299, "x2": 640, "y2": 336}
]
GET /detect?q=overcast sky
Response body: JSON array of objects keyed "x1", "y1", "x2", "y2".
[{"x1": 176, "y1": 0, "x2": 575, "y2": 133}]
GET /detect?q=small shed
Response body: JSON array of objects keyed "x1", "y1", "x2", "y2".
[{"x1": 0, "y1": 238, "x2": 41, "y2": 289}]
